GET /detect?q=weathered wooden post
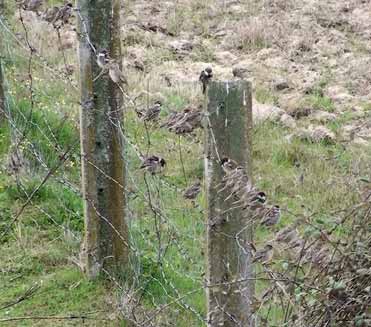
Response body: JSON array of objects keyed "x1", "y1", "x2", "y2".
[
  {"x1": 77, "y1": 0, "x2": 129, "y2": 278},
  {"x1": 0, "y1": 53, "x2": 4, "y2": 122},
  {"x1": 204, "y1": 80, "x2": 254, "y2": 326},
  {"x1": 0, "y1": 3, "x2": 5, "y2": 122}
]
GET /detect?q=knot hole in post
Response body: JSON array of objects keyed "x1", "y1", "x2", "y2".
[{"x1": 216, "y1": 102, "x2": 225, "y2": 116}]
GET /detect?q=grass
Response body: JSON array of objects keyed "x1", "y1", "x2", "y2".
[
  {"x1": 255, "y1": 85, "x2": 279, "y2": 105},
  {"x1": 1, "y1": 1, "x2": 371, "y2": 325},
  {"x1": 2, "y1": 104, "x2": 369, "y2": 326}
]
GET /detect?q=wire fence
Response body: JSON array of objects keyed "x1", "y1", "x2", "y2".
[{"x1": 0, "y1": 3, "x2": 370, "y2": 327}]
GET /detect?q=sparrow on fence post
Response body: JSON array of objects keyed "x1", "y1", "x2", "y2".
[
  {"x1": 108, "y1": 60, "x2": 127, "y2": 85},
  {"x1": 199, "y1": 67, "x2": 213, "y2": 94},
  {"x1": 96, "y1": 49, "x2": 109, "y2": 69}
]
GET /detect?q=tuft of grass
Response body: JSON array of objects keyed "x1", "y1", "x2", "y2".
[
  {"x1": 255, "y1": 86, "x2": 279, "y2": 105},
  {"x1": 304, "y1": 93, "x2": 335, "y2": 112}
]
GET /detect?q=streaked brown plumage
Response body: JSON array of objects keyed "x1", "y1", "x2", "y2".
[
  {"x1": 43, "y1": 6, "x2": 59, "y2": 23},
  {"x1": 220, "y1": 157, "x2": 240, "y2": 174},
  {"x1": 140, "y1": 155, "x2": 166, "y2": 175},
  {"x1": 275, "y1": 226, "x2": 298, "y2": 243},
  {"x1": 161, "y1": 107, "x2": 202, "y2": 135},
  {"x1": 53, "y1": 3, "x2": 73, "y2": 26},
  {"x1": 183, "y1": 182, "x2": 201, "y2": 200},
  {"x1": 260, "y1": 205, "x2": 281, "y2": 226},
  {"x1": 141, "y1": 101, "x2": 162, "y2": 122},
  {"x1": 108, "y1": 60, "x2": 127, "y2": 85},
  {"x1": 23, "y1": 0, "x2": 43, "y2": 13},
  {"x1": 252, "y1": 244, "x2": 274, "y2": 264}
]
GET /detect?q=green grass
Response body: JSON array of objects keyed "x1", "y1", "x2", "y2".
[
  {"x1": 1, "y1": 3, "x2": 371, "y2": 325},
  {"x1": 304, "y1": 93, "x2": 335, "y2": 112},
  {"x1": 255, "y1": 86, "x2": 279, "y2": 105},
  {"x1": 1, "y1": 89, "x2": 370, "y2": 325}
]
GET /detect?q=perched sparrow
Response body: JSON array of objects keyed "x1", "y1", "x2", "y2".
[
  {"x1": 108, "y1": 60, "x2": 127, "y2": 85},
  {"x1": 161, "y1": 111, "x2": 183, "y2": 129},
  {"x1": 183, "y1": 182, "x2": 201, "y2": 200},
  {"x1": 260, "y1": 205, "x2": 281, "y2": 226},
  {"x1": 252, "y1": 244, "x2": 274, "y2": 264},
  {"x1": 96, "y1": 49, "x2": 109, "y2": 69},
  {"x1": 232, "y1": 67, "x2": 249, "y2": 79},
  {"x1": 174, "y1": 109, "x2": 202, "y2": 134},
  {"x1": 43, "y1": 6, "x2": 59, "y2": 23},
  {"x1": 140, "y1": 155, "x2": 166, "y2": 175},
  {"x1": 199, "y1": 67, "x2": 213, "y2": 94},
  {"x1": 135, "y1": 107, "x2": 146, "y2": 119},
  {"x1": 249, "y1": 191, "x2": 267, "y2": 212},
  {"x1": 251, "y1": 191, "x2": 266, "y2": 205},
  {"x1": 174, "y1": 122, "x2": 193, "y2": 134},
  {"x1": 142, "y1": 101, "x2": 162, "y2": 122},
  {"x1": 288, "y1": 237, "x2": 305, "y2": 249},
  {"x1": 220, "y1": 157, "x2": 240, "y2": 174},
  {"x1": 275, "y1": 226, "x2": 298, "y2": 243},
  {"x1": 162, "y1": 107, "x2": 202, "y2": 134},
  {"x1": 23, "y1": 0, "x2": 43, "y2": 13},
  {"x1": 52, "y1": 3, "x2": 73, "y2": 26}
]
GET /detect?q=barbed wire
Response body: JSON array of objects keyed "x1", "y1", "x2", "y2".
[{"x1": 0, "y1": 3, "x2": 370, "y2": 327}]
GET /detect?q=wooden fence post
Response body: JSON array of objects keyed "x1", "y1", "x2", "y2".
[
  {"x1": 0, "y1": 3, "x2": 5, "y2": 122},
  {"x1": 205, "y1": 80, "x2": 254, "y2": 326},
  {"x1": 0, "y1": 54, "x2": 4, "y2": 122},
  {"x1": 77, "y1": 0, "x2": 129, "y2": 278}
]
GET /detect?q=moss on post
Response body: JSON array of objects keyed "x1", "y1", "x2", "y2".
[
  {"x1": 77, "y1": 0, "x2": 129, "y2": 278},
  {"x1": 0, "y1": 3, "x2": 5, "y2": 122},
  {"x1": 205, "y1": 80, "x2": 254, "y2": 326},
  {"x1": 0, "y1": 57, "x2": 4, "y2": 122}
]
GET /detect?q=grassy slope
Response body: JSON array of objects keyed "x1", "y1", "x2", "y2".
[{"x1": 1, "y1": 0, "x2": 371, "y2": 326}]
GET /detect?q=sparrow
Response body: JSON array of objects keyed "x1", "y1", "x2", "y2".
[
  {"x1": 96, "y1": 48, "x2": 109, "y2": 69},
  {"x1": 22, "y1": 0, "x2": 43, "y2": 13},
  {"x1": 275, "y1": 226, "x2": 298, "y2": 243},
  {"x1": 199, "y1": 67, "x2": 213, "y2": 94},
  {"x1": 220, "y1": 157, "x2": 240, "y2": 174},
  {"x1": 135, "y1": 107, "x2": 146, "y2": 119},
  {"x1": 43, "y1": 6, "x2": 59, "y2": 23},
  {"x1": 52, "y1": 3, "x2": 73, "y2": 26},
  {"x1": 108, "y1": 60, "x2": 127, "y2": 85},
  {"x1": 174, "y1": 109, "x2": 202, "y2": 132},
  {"x1": 141, "y1": 101, "x2": 162, "y2": 122},
  {"x1": 140, "y1": 155, "x2": 166, "y2": 175},
  {"x1": 232, "y1": 67, "x2": 249, "y2": 79},
  {"x1": 260, "y1": 205, "x2": 281, "y2": 226},
  {"x1": 252, "y1": 244, "x2": 274, "y2": 264},
  {"x1": 248, "y1": 191, "x2": 267, "y2": 212},
  {"x1": 174, "y1": 122, "x2": 194, "y2": 134},
  {"x1": 162, "y1": 107, "x2": 202, "y2": 134},
  {"x1": 183, "y1": 182, "x2": 201, "y2": 200},
  {"x1": 161, "y1": 111, "x2": 184, "y2": 129},
  {"x1": 251, "y1": 191, "x2": 266, "y2": 205}
]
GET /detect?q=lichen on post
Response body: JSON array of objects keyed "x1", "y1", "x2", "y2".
[
  {"x1": 0, "y1": 56, "x2": 5, "y2": 122},
  {"x1": 204, "y1": 80, "x2": 254, "y2": 326},
  {"x1": 77, "y1": 0, "x2": 129, "y2": 278}
]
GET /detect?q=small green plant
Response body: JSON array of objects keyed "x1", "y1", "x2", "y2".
[{"x1": 255, "y1": 86, "x2": 279, "y2": 105}]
